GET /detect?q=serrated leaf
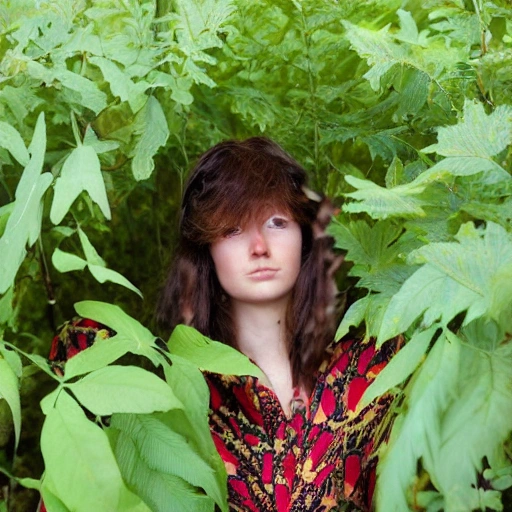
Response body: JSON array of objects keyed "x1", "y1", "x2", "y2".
[
  {"x1": 344, "y1": 175, "x2": 427, "y2": 219},
  {"x1": 68, "y1": 365, "x2": 182, "y2": 415},
  {"x1": 433, "y1": 334, "x2": 512, "y2": 504},
  {"x1": 0, "y1": 121, "x2": 29, "y2": 165},
  {"x1": 395, "y1": 9, "x2": 429, "y2": 47},
  {"x1": 379, "y1": 222, "x2": 512, "y2": 342},
  {"x1": 376, "y1": 332, "x2": 460, "y2": 511},
  {"x1": 110, "y1": 414, "x2": 226, "y2": 510},
  {"x1": 423, "y1": 102, "x2": 512, "y2": 159},
  {"x1": 0, "y1": 353, "x2": 21, "y2": 450},
  {"x1": 0, "y1": 113, "x2": 51, "y2": 294},
  {"x1": 50, "y1": 145, "x2": 111, "y2": 224},
  {"x1": 110, "y1": 426, "x2": 215, "y2": 512},
  {"x1": 360, "y1": 325, "x2": 437, "y2": 410},
  {"x1": 168, "y1": 325, "x2": 264, "y2": 378},
  {"x1": 41, "y1": 390, "x2": 149, "y2": 511},
  {"x1": 131, "y1": 96, "x2": 169, "y2": 181}
]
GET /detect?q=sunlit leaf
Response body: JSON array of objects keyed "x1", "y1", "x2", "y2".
[
  {"x1": 0, "y1": 348, "x2": 21, "y2": 449},
  {"x1": 0, "y1": 121, "x2": 29, "y2": 165}
]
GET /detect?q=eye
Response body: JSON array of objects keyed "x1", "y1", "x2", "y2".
[
  {"x1": 267, "y1": 216, "x2": 288, "y2": 229},
  {"x1": 223, "y1": 226, "x2": 242, "y2": 238}
]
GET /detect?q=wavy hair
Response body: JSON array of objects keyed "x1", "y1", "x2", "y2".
[{"x1": 157, "y1": 137, "x2": 341, "y2": 391}]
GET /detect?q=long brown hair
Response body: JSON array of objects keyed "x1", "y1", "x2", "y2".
[{"x1": 157, "y1": 137, "x2": 340, "y2": 390}]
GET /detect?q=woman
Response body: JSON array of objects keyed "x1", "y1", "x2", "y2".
[
  {"x1": 49, "y1": 137, "x2": 395, "y2": 511},
  {"x1": 157, "y1": 137, "x2": 395, "y2": 511}
]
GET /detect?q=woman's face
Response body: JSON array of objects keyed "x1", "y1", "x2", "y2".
[{"x1": 209, "y1": 212, "x2": 303, "y2": 307}]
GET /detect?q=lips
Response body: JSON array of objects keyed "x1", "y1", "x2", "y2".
[{"x1": 247, "y1": 268, "x2": 279, "y2": 280}]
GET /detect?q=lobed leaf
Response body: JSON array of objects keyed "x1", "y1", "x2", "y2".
[
  {"x1": 50, "y1": 145, "x2": 111, "y2": 225},
  {"x1": 0, "y1": 349, "x2": 21, "y2": 450},
  {"x1": 0, "y1": 121, "x2": 29, "y2": 165}
]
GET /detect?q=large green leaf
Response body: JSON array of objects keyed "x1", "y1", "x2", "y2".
[
  {"x1": 110, "y1": 424, "x2": 216, "y2": 512},
  {"x1": 0, "y1": 113, "x2": 51, "y2": 294},
  {"x1": 375, "y1": 332, "x2": 460, "y2": 511},
  {"x1": 40, "y1": 390, "x2": 150, "y2": 512},
  {"x1": 0, "y1": 348, "x2": 21, "y2": 449},
  {"x1": 131, "y1": 96, "x2": 169, "y2": 181},
  {"x1": 379, "y1": 222, "x2": 512, "y2": 342},
  {"x1": 343, "y1": 175, "x2": 428, "y2": 219},
  {"x1": 110, "y1": 413, "x2": 226, "y2": 510},
  {"x1": 67, "y1": 365, "x2": 182, "y2": 415},
  {"x1": 168, "y1": 325, "x2": 264, "y2": 378},
  {"x1": 50, "y1": 144, "x2": 111, "y2": 224}
]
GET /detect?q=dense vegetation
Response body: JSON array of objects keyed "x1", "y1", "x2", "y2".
[{"x1": 0, "y1": 0, "x2": 511, "y2": 510}]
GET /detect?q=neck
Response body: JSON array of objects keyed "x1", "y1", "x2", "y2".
[{"x1": 232, "y1": 297, "x2": 290, "y2": 368}]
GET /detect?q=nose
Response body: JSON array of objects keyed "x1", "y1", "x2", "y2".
[{"x1": 249, "y1": 227, "x2": 269, "y2": 257}]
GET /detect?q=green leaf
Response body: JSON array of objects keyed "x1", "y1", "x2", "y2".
[
  {"x1": 0, "y1": 287, "x2": 15, "y2": 328},
  {"x1": 110, "y1": 414, "x2": 226, "y2": 510},
  {"x1": 375, "y1": 332, "x2": 460, "y2": 511},
  {"x1": 89, "y1": 56, "x2": 149, "y2": 113},
  {"x1": 110, "y1": 425, "x2": 215, "y2": 512},
  {"x1": 73, "y1": 301, "x2": 161, "y2": 364},
  {"x1": 0, "y1": 121, "x2": 29, "y2": 166},
  {"x1": 40, "y1": 390, "x2": 149, "y2": 511},
  {"x1": 359, "y1": 325, "x2": 438, "y2": 409},
  {"x1": 0, "y1": 351, "x2": 21, "y2": 450},
  {"x1": 343, "y1": 175, "x2": 427, "y2": 219},
  {"x1": 51, "y1": 248, "x2": 88, "y2": 272},
  {"x1": 88, "y1": 264, "x2": 143, "y2": 298},
  {"x1": 131, "y1": 96, "x2": 169, "y2": 181},
  {"x1": 379, "y1": 222, "x2": 512, "y2": 342},
  {"x1": 433, "y1": 333, "x2": 512, "y2": 503},
  {"x1": 423, "y1": 101, "x2": 512, "y2": 159},
  {"x1": 82, "y1": 125, "x2": 120, "y2": 154},
  {"x1": 63, "y1": 336, "x2": 134, "y2": 380},
  {"x1": 168, "y1": 325, "x2": 264, "y2": 378},
  {"x1": 50, "y1": 144, "x2": 111, "y2": 224},
  {"x1": 0, "y1": 113, "x2": 51, "y2": 294},
  {"x1": 67, "y1": 365, "x2": 182, "y2": 415}
]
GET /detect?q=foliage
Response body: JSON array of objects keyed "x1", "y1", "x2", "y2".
[{"x1": 0, "y1": 0, "x2": 511, "y2": 510}]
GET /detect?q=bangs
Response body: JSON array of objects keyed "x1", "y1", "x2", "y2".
[{"x1": 181, "y1": 138, "x2": 317, "y2": 245}]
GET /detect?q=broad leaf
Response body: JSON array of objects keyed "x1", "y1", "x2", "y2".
[
  {"x1": 359, "y1": 325, "x2": 438, "y2": 409},
  {"x1": 41, "y1": 390, "x2": 150, "y2": 512},
  {"x1": 67, "y1": 365, "x2": 182, "y2": 415},
  {"x1": 0, "y1": 113, "x2": 51, "y2": 294},
  {"x1": 110, "y1": 414, "x2": 226, "y2": 510},
  {"x1": 110, "y1": 426, "x2": 215, "y2": 512},
  {"x1": 168, "y1": 325, "x2": 264, "y2": 378},
  {"x1": 131, "y1": 96, "x2": 169, "y2": 181},
  {"x1": 50, "y1": 144, "x2": 111, "y2": 224},
  {"x1": 343, "y1": 175, "x2": 427, "y2": 219},
  {"x1": 379, "y1": 222, "x2": 512, "y2": 342}
]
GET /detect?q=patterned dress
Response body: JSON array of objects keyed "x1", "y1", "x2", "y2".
[{"x1": 48, "y1": 320, "x2": 396, "y2": 512}]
